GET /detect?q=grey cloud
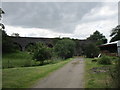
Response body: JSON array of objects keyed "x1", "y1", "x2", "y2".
[
  {"x1": 80, "y1": 2, "x2": 118, "y2": 24},
  {"x1": 2, "y1": 2, "x2": 101, "y2": 33},
  {"x1": 28, "y1": 33, "x2": 37, "y2": 37}
]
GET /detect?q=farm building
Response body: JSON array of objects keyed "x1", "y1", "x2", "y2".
[{"x1": 99, "y1": 40, "x2": 120, "y2": 56}]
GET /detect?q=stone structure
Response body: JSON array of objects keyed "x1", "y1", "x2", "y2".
[
  {"x1": 9, "y1": 36, "x2": 92, "y2": 55},
  {"x1": 9, "y1": 36, "x2": 55, "y2": 51}
]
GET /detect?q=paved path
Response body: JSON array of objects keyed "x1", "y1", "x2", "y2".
[{"x1": 33, "y1": 57, "x2": 85, "y2": 88}]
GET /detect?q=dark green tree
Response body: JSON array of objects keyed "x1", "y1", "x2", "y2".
[
  {"x1": 1, "y1": 9, "x2": 20, "y2": 53},
  {"x1": 0, "y1": 8, "x2": 5, "y2": 29},
  {"x1": 11, "y1": 33, "x2": 20, "y2": 37},
  {"x1": 54, "y1": 39, "x2": 76, "y2": 59},
  {"x1": 109, "y1": 58, "x2": 120, "y2": 88},
  {"x1": 110, "y1": 25, "x2": 120, "y2": 42},
  {"x1": 84, "y1": 43, "x2": 100, "y2": 58},
  {"x1": 25, "y1": 43, "x2": 36, "y2": 53},
  {"x1": 87, "y1": 30, "x2": 107, "y2": 45},
  {"x1": 74, "y1": 40, "x2": 83, "y2": 56},
  {"x1": 32, "y1": 43, "x2": 52, "y2": 65},
  {"x1": 2, "y1": 30, "x2": 19, "y2": 53}
]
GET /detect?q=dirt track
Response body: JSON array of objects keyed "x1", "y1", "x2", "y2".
[{"x1": 33, "y1": 57, "x2": 84, "y2": 88}]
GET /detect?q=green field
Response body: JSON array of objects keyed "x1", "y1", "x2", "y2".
[
  {"x1": 84, "y1": 58, "x2": 113, "y2": 88},
  {"x1": 3, "y1": 57, "x2": 73, "y2": 88},
  {"x1": 2, "y1": 51, "x2": 73, "y2": 88},
  {"x1": 2, "y1": 51, "x2": 62, "y2": 68},
  {"x1": 2, "y1": 52, "x2": 35, "y2": 68}
]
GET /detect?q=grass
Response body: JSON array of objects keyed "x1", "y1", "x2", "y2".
[
  {"x1": 2, "y1": 51, "x2": 36, "y2": 68},
  {"x1": 2, "y1": 51, "x2": 62, "y2": 68},
  {"x1": 84, "y1": 58, "x2": 113, "y2": 88},
  {"x1": 2, "y1": 57, "x2": 73, "y2": 88}
]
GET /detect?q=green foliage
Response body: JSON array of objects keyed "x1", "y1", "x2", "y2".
[
  {"x1": 87, "y1": 30, "x2": 107, "y2": 45},
  {"x1": 0, "y1": 8, "x2": 5, "y2": 18},
  {"x1": 109, "y1": 57, "x2": 120, "y2": 88},
  {"x1": 25, "y1": 43, "x2": 36, "y2": 53},
  {"x1": 0, "y1": 8, "x2": 5, "y2": 29},
  {"x1": 110, "y1": 25, "x2": 120, "y2": 42},
  {"x1": 2, "y1": 51, "x2": 35, "y2": 68},
  {"x1": 32, "y1": 43, "x2": 52, "y2": 64},
  {"x1": 1, "y1": 9, "x2": 19, "y2": 53},
  {"x1": 11, "y1": 33, "x2": 20, "y2": 37},
  {"x1": 2, "y1": 30, "x2": 19, "y2": 53},
  {"x1": 85, "y1": 58, "x2": 112, "y2": 88},
  {"x1": 97, "y1": 55, "x2": 112, "y2": 65},
  {"x1": 53, "y1": 37, "x2": 61, "y2": 45},
  {"x1": 54, "y1": 39, "x2": 75, "y2": 59},
  {"x1": 84, "y1": 43, "x2": 100, "y2": 58},
  {"x1": 74, "y1": 40, "x2": 83, "y2": 56}
]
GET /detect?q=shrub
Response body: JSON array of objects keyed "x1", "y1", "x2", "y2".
[
  {"x1": 91, "y1": 58, "x2": 98, "y2": 62},
  {"x1": 109, "y1": 57, "x2": 120, "y2": 88},
  {"x1": 54, "y1": 39, "x2": 75, "y2": 59},
  {"x1": 23, "y1": 60, "x2": 32, "y2": 67},
  {"x1": 32, "y1": 43, "x2": 52, "y2": 65},
  {"x1": 109, "y1": 58, "x2": 120, "y2": 88},
  {"x1": 2, "y1": 30, "x2": 20, "y2": 53},
  {"x1": 84, "y1": 43, "x2": 100, "y2": 58},
  {"x1": 97, "y1": 56, "x2": 112, "y2": 65},
  {"x1": 25, "y1": 43, "x2": 35, "y2": 53}
]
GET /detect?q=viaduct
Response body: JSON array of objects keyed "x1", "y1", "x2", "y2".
[
  {"x1": 9, "y1": 36, "x2": 93, "y2": 55},
  {"x1": 9, "y1": 36, "x2": 55, "y2": 51}
]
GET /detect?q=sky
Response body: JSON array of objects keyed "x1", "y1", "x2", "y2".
[{"x1": 1, "y1": 1, "x2": 119, "y2": 41}]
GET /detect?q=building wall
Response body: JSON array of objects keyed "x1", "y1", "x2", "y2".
[{"x1": 117, "y1": 41, "x2": 120, "y2": 57}]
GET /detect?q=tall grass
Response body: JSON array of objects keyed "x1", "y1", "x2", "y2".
[
  {"x1": 2, "y1": 51, "x2": 69, "y2": 69},
  {"x1": 97, "y1": 55, "x2": 112, "y2": 65},
  {"x1": 85, "y1": 58, "x2": 113, "y2": 88},
  {"x1": 2, "y1": 51, "x2": 36, "y2": 68},
  {"x1": 109, "y1": 57, "x2": 120, "y2": 88}
]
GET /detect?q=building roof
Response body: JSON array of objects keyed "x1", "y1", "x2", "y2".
[{"x1": 100, "y1": 40, "x2": 120, "y2": 47}]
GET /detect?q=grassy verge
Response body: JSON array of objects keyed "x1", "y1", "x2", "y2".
[
  {"x1": 84, "y1": 58, "x2": 112, "y2": 88},
  {"x1": 2, "y1": 52, "x2": 36, "y2": 68},
  {"x1": 2, "y1": 58, "x2": 73, "y2": 88},
  {"x1": 2, "y1": 51, "x2": 62, "y2": 68}
]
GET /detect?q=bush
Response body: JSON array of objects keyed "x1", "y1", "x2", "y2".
[
  {"x1": 2, "y1": 30, "x2": 20, "y2": 53},
  {"x1": 109, "y1": 58, "x2": 120, "y2": 88},
  {"x1": 91, "y1": 58, "x2": 98, "y2": 62},
  {"x1": 32, "y1": 43, "x2": 52, "y2": 65},
  {"x1": 25, "y1": 43, "x2": 35, "y2": 53},
  {"x1": 54, "y1": 39, "x2": 75, "y2": 59},
  {"x1": 84, "y1": 43, "x2": 100, "y2": 58},
  {"x1": 23, "y1": 60, "x2": 32, "y2": 67},
  {"x1": 97, "y1": 56, "x2": 112, "y2": 65}
]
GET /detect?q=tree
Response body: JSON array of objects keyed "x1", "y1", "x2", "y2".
[
  {"x1": 0, "y1": 23, "x2": 5, "y2": 30},
  {"x1": 32, "y1": 43, "x2": 52, "y2": 65},
  {"x1": 2, "y1": 30, "x2": 20, "y2": 53},
  {"x1": 25, "y1": 43, "x2": 36, "y2": 53},
  {"x1": 1, "y1": 9, "x2": 20, "y2": 53},
  {"x1": 74, "y1": 39, "x2": 84, "y2": 56},
  {"x1": 87, "y1": 30, "x2": 107, "y2": 45},
  {"x1": 84, "y1": 43, "x2": 100, "y2": 58},
  {"x1": 0, "y1": 8, "x2": 5, "y2": 29},
  {"x1": 54, "y1": 39, "x2": 76, "y2": 59},
  {"x1": 11, "y1": 33, "x2": 20, "y2": 37},
  {"x1": 0, "y1": 8, "x2": 5, "y2": 19},
  {"x1": 110, "y1": 25, "x2": 120, "y2": 42}
]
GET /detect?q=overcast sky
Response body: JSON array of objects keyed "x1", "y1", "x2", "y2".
[{"x1": 1, "y1": 1, "x2": 118, "y2": 41}]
